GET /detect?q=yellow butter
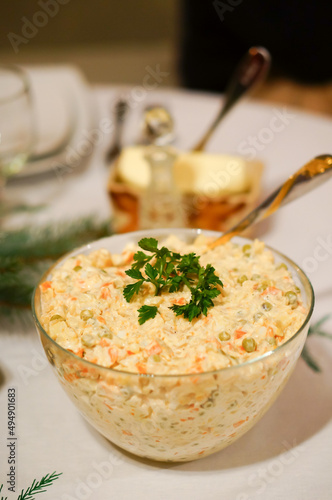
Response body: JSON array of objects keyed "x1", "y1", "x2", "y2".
[
  {"x1": 117, "y1": 146, "x2": 255, "y2": 196},
  {"x1": 174, "y1": 152, "x2": 250, "y2": 196}
]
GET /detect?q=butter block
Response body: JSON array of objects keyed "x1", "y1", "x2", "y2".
[
  {"x1": 173, "y1": 152, "x2": 250, "y2": 196},
  {"x1": 117, "y1": 146, "x2": 253, "y2": 196},
  {"x1": 109, "y1": 145, "x2": 264, "y2": 233},
  {"x1": 117, "y1": 146, "x2": 150, "y2": 190}
]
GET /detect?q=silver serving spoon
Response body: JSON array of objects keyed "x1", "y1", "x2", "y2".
[
  {"x1": 209, "y1": 154, "x2": 332, "y2": 249},
  {"x1": 193, "y1": 46, "x2": 271, "y2": 152},
  {"x1": 141, "y1": 105, "x2": 175, "y2": 146}
]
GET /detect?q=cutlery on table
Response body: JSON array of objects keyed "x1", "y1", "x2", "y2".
[
  {"x1": 105, "y1": 98, "x2": 129, "y2": 163},
  {"x1": 209, "y1": 154, "x2": 332, "y2": 249},
  {"x1": 140, "y1": 105, "x2": 175, "y2": 146},
  {"x1": 193, "y1": 46, "x2": 271, "y2": 152}
]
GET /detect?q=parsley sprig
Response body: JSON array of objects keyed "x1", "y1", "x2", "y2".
[{"x1": 123, "y1": 238, "x2": 223, "y2": 324}]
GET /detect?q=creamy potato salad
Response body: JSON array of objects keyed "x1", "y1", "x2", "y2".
[{"x1": 39, "y1": 236, "x2": 307, "y2": 375}]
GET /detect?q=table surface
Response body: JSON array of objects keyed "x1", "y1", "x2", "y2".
[{"x1": 1, "y1": 84, "x2": 332, "y2": 500}]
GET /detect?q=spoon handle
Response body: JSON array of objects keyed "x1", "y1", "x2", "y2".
[
  {"x1": 208, "y1": 154, "x2": 332, "y2": 249},
  {"x1": 105, "y1": 98, "x2": 129, "y2": 163},
  {"x1": 193, "y1": 47, "x2": 271, "y2": 152}
]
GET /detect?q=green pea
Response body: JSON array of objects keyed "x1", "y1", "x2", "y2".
[
  {"x1": 98, "y1": 329, "x2": 113, "y2": 339},
  {"x1": 267, "y1": 337, "x2": 277, "y2": 346},
  {"x1": 202, "y1": 400, "x2": 213, "y2": 409},
  {"x1": 253, "y1": 312, "x2": 263, "y2": 322},
  {"x1": 242, "y1": 337, "x2": 257, "y2": 352},
  {"x1": 262, "y1": 302, "x2": 272, "y2": 311},
  {"x1": 277, "y1": 263, "x2": 288, "y2": 270},
  {"x1": 153, "y1": 354, "x2": 161, "y2": 362},
  {"x1": 102, "y1": 330, "x2": 113, "y2": 339},
  {"x1": 295, "y1": 286, "x2": 301, "y2": 293},
  {"x1": 237, "y1": 275, "x2": 248, "y2": 285},
  {"x1": 242, "y1": 244, "x2": 251, "y2": 253},
  {"x1": 73, "y1": 265, "x2": 82, "y2": 272},
  {"x1": 50, "y1": 314, "x2": 64, "y2": 322},
  {"x1": 257, "y1": 280, "x2": 271, "y2": 292},
  {"x1": 285, "y1": 291, "x2": 298, "y2": 307},
  {"x1": 80, "y1": 309, "x2": 93, "y2": 321},
  {"x1": 219, "y1": 331, "x2": 231, "y2": 341},
  {"x1": 81, "y1": 333, "x2": 96, "y2": 348}
]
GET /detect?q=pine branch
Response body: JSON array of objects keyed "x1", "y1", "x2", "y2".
[
  {"x1": 0, "y1": 217, "x2": 112, "y2": 314},
  {"x1": 0, "y1": 482, "x2": 8, "y2": 500},
  {"x1": 307, "y1": 314, "x2": 331, "y2": 337},
  {"x1": 0, "y1": 217, "x2": 112, "y2": 262},
  {"x1": 301, "y1": 345, "x2": 321, "y2": 373},
  {"x1": 17, "y1": 471, "x2": 62, "y2": 500},
  {"x1": 0, "y1": 203, "x2": 46, "y2": 218},
  {"x1": 301, "y1": 314, "x2": 331, "y2": 372}
]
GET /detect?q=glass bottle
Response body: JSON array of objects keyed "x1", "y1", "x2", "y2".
[{"x1": 139, "y1": 145, "x2": 184, "y2": 229}]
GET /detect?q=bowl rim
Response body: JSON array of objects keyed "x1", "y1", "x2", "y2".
[{"x1": 32, "y1": 228, "x2": 315, "y2": 379}]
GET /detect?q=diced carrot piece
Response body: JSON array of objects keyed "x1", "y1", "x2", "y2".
[
  {"x1": 146, "y1": 342, "x2": 162, "y2": 356},
  {"x1": 173, "y1": 297, "x2": 186, "y2": 305},
  {"x1": 100, "y1": 288, "x2": 110, "y2": 300},
  {"x1": 97, "y1": 316, "x2": 106, "y2": 324},
  {"x1": 234, "y1": 330, "x2": 246, "y2": 339},
  {"x1": 233, "y1": 419, "x2": 246, "y2": 428},
  {"x1": 63, "y1": 373, "x2": 76, "y2": 382},
  {"x1": 136, "y1": 362, "x2": 147, "y2": 374},
  {"x1": 41, "y1": 281, "x2": 52, "y2": 291},
  {"x1": 262, "y1": 286, "x2": 280, "y2": 296},
  {"x1": 108, "y1": 347, "x2": 118, "y2": 364},
  {"x1": 266, "y1": 326, "x2": 274, "y2": 337},
  {"x1": 115, "y1": 269, "x2": 126, "y2": 277},
  {"x1": 99, "y1": 338, "x2": 110, "y2": 347}
]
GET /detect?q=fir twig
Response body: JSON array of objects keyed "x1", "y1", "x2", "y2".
[
  {"x1": 0, "y1": 482, "x2": 8, "y2": 500},
  {"x1": 0, "y1": 217, "x2": 112, "y2": 315},
  {"x1": 16, "y1": 471, "x2": 62, "y2": 500},
  {"x1": 0, "y1": 203, "x2": 46, "y2": 218},
  {"x1": 0, "y1": 216, "x2": 112, "y2": 262},
  {"x1": 307, "y1": 314, "x2": 331, "y2": 336},
  {"x1": 301, "y1": 345, "x2": 321, "y2": 373},
  {"x1": 301, "y1": 314, "x2": 331, "y2": 372}
]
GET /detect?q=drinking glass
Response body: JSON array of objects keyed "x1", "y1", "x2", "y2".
[{"x1": 0, "y1": 65, "x2": 35, "y2": 197}]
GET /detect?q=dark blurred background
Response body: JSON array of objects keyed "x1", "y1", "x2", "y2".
[
  {"x1": 0, "y1": 0, "x2": 179, "y2": 85},
  {"x1": 1, "y1": 0, "x2": 332, "y2": 115}
]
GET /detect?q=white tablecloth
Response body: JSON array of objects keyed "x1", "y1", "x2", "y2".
[{"x1": 1, "y1": 85, "x2": 332, "y2": 500}]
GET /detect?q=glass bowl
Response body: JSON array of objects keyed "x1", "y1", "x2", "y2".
[{"x1": 32, "y1": 228, "x2": 314, "y2": 462}]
